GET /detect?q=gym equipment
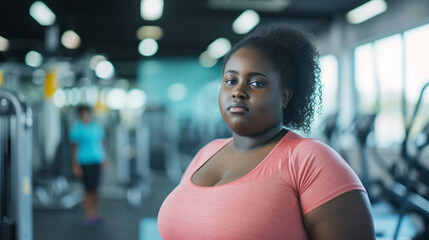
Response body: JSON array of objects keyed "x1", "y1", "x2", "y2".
[
  {"x1": 391, "y1": 81, "x2": 429, "y2": 240},
  {"x1": 115, "y1": 113, "x2": 152, "y2": 208},
  {"x1": 32, "y1": 108, "x2": 82, "y2": 210},
  {"x1": 322, "y1": 112, "x2": 384, "y2": 202},
  {"x1": 322, "y1": 113, "x2": 338, "y2": 147},
  {"x1": 351, "y1": 113, "x2": 385, "y2": 202},
  {"x1": 0, "y1": 89, "x2": 33, "y2": 240}
]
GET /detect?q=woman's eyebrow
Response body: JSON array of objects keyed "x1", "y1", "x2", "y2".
[
  {"x1": 224, "y1": 70, "x2": 269, "y2": 79},
  {"x1": 248, "y1": 72, "x2": 269, "y2": 78},
  {"x1": 224, "y1": 70, "x2": 238, "y2": 75}
]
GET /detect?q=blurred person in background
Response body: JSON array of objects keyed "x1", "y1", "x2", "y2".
[{"x1": 69, "y1": 105, "x2": 108, "y2": 225}]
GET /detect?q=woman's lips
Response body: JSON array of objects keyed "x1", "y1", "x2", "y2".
[
  {"x1": 229, "y1": 107, "x2": 247, "y2": 113},
  {"x1": 227, "y1": 102, "x2": 249, "y2": 113}
]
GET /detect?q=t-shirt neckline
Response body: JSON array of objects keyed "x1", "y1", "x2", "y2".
[{"x1": 189, "y1": 130, "x2": 293, "y2": 189}]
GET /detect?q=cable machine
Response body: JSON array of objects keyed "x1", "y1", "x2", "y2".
[{"x1": 0, "y1": 89, "x2": 33, "y2": 240}]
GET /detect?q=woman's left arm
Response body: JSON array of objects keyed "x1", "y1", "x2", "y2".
[{"x1": 303, "y1": 190, "x2": 375, "y2": 240}]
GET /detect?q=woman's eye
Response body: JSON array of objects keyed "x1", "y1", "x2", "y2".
[
  {"x1": 225, "y1": 79, "x2": 236, "y2": 85},
  {"x1": 250, "y1": 81, "x2": 264, "y2": 87}
]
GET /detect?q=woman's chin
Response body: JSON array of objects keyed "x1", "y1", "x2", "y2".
[{"x1": 228, "y1": 126, "x2": 262, "y2": 137}]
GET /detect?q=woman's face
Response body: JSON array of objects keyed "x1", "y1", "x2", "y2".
[
  {"x1": 219, "y1": 47, "x2": 290, "y2": 136},
  {"x1": 79, "y1": 111, "x2": 91, "y2": 123}
]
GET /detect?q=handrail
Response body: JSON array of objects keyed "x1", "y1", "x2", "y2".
[{"x1": 394, "y1": 81, "x2": 429, "y2": 240}]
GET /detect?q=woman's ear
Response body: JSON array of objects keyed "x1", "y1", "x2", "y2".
[{"x1": 282, "y1": 88, "x2": 293, "y2": 109}]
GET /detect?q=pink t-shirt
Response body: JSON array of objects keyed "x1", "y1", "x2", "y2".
[{"x1": 158, "y1": 131, "x2": 365, "y2": 240}]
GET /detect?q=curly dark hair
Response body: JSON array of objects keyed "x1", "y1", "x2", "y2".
[{"x1": 222, "y1": 23, "x2": 322, "y2": 133}]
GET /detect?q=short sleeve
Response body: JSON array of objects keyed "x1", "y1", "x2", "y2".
[{"x1": 289, "y1": 139, "x2": 366, "y2": 215}]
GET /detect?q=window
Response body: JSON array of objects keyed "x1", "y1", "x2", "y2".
[
  {"x1": 354, "y1": 43, "x2": 377, "y2": 113},
  {"x1": 354, "y1": 34, "x2": 405, "y2": 148},
  {"x1": 320, "y1": 54, "x2": 339, "y2": 115},
  {"x1": 310, "y1": 54, "x2": 339, "y2": 135},
  {"x1": 404, "y1": 23, "x2": 429, "y2": 136}
]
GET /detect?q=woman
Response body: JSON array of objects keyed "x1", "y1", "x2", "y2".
[
  {"x1": 70, "y1": 105, "x2": 108, "y2": 225},
  {"x1": 158, "y1": 24, "x2": 375, "y2": 239}
]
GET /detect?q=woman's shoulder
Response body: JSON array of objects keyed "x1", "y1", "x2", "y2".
[
  {"x1": 284, "y1": 131, "x2": 332, "y2": 152},
  {"x1": 279, "y1": 130, "x2": 342, "y2": 167}
]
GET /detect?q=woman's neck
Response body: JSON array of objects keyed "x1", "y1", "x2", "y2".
[{"x1": 232, "y1": 124, "x2": 286, "y2": 151}]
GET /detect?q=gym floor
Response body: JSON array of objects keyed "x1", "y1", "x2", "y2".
[{"x1": 33, "y1": 171, "x2": 176, "y2": 240}]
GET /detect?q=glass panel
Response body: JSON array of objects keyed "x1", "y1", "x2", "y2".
[
  {"x1": 320, "y1": 54, "x2": 339, "y2": 115},
  {"x1": 354, "y1": 43, "x2": 377, "y2": 113},
  {"x1": 373, "y1": 34, "x2": 405, "y2": 147},
  {"x1": 310, "y1": 54, "x2": 339, "y2": 136},
  {"x1": 374, "y1": 34, "x2": 403, "y2": 107},
  {"x1": 404, "y1": 23, "x2": 429, "y2": 136}
]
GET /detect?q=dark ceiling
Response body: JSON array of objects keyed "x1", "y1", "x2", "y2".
[{"x1": 0, "y1": 0, "x2": 373, "y2": 64}]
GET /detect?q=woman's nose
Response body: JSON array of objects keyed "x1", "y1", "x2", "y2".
[{"x1": 232, "y1": 83, "x2": 248, "y2": 99}]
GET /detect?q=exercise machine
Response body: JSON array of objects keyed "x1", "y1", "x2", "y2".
[
  {"x1": 32, "y1": 106, "x2": 82, "y2": 210},
  {"x1": 0, "y1": 89, "x2": 33, "y2": 240},
  {"x1": 115, "y1": 111, "x2": 152, "y2": 208},
  {"x1": 390, "y1": 81, "x2": 429, "y2": 240}
]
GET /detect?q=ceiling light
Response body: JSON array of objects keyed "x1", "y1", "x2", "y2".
[
  {"x1": 199, "y1": 51, "x2": 217, "y2": 68},
  {"x1": 61, "y1": 30, "x2": 81, "y2": 49},
  {"x1": 127, "y1": 89, "x2": 147, "y2": 109},
  {"x1": 137, "y1": 26, "x2": 164, "y2": 40},
  {"x1": 346, "y1": 0, "x2": 387, "y2": 24},
  {"x1": 84, "y1": 86, "x2": 99, "y2": 106},
  {"x1": 0, "y1": 36, "x2": 9, "y2": 51},
  {"x1": 89, "y1": 55, "x2": 107, "y2": 70},
  {"x1": 67, "y1": 88, "x2": 81, "y2": 106},
  {"x1": 107, "y1": 88, "x2": 127, "y2": 109},
  {"x1": 138, "y1": 39, "x2": 158, "y2": 56},
  {"x1": 207, "y1": 38, "x2": 231, "y2": 59},
  {"x1": 232, "y1": 10, "x2": 260, "y2": 34},
  {"x1": 208, "y1": 0, "x2": 291, "y2": 12},
  {"x1": 53, "y1": 89, "x2": 67, "y2": 108},
  {"x1": 25, "y1": 51, "x2": 43, "y2": 68},
  {"x1": 29, "y1": 1, "x2": 56, "y2": 26},
  {"x1": 95, "y1": 60, "x2": 115, "y2": 79},
  {"x1": 141, "y1": 0, "x2": 164, "y2": 21}
]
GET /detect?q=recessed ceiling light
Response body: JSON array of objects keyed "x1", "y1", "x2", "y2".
[
  {"x1": 0, "y1": 36, "x2": 9, "y2": 51},
  {"x1": 207, "y1": 38, "x2": 231, "y2": 59},
  {"x1": 29, "y1": 1, "x2": 56, "y2": 26},
  {"x1": 137, "y1": 26, "x2": 163, "y2": 40},
  {"x1": 61, "y1": 30, "x2": 81, "y2": 49},
  {"x1": 346, "y1": 0, "x2": 387, "y2": 24},
  {"x1": 138, "y1": 39, "x2": 158, "y2": 56},
  {"x1": 141, "y1": 0, "x2": 164, "y2": 21},
  {"x1": 232, "y1": 10, "x2": 260, "y2": 34}
]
